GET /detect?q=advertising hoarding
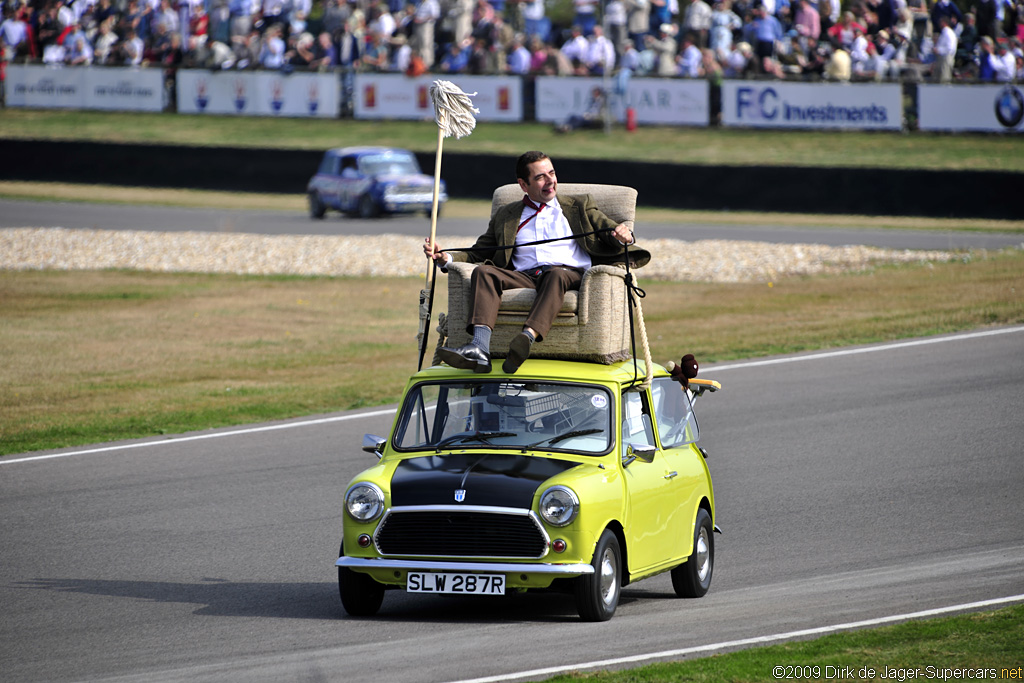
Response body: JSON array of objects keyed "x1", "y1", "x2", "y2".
[
  {"x1": 918, "y1": 84, "x2": 1024, "y2": 133},
  {"x1": 353, "y1": 74, "x2": 522, "y2": 121},
  {"x1": 6, "y1": 64, "x2": 164, "y2": 111},
  {"x1": 534, "y1": 76, "x2": 709, "y2": 126},
  {"x1": 721, "y1": 81, "x2": 902, "y2": 130},
  {"x1": 176, "y1": 70, "x2": 339, "y2": 117}
]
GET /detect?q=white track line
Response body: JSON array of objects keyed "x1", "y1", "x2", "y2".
[
  {"x1": 5, "y1": 326, "x2": 1022, "y2": 466},
  {"x1": 444, "y1": 594, "x2": 1024, "y2": 683},
  {"x1": 709, "y1": 325, "x2": 1024, "y2": 372},
  {"x1": 0, "y1": 408, "x2": 396, "y2": 465}
]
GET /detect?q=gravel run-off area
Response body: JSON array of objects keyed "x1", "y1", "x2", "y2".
[{"x1": 0, "y1": 228, "x2": 961, "y2": 283}]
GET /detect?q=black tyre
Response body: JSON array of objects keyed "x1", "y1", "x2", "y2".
[
  {"x1": 575, "y1": 529, "x2": 621, "y2": 621},
  {"x1": 338, "y1": 545, "x2": 385, "y2": 617},
  {"x1": 308, "y1": 192, "x2": 326, "y2": 219},
  {"x1": 358, "y1": 194, "x2": 379, "y2": 218},
  {"x1": 671, "y1": 507, "x2": 714, "y2": 598}
]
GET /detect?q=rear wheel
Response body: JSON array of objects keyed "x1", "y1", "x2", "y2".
[
  {"x1": 671, "y1": 508, "x2": 714, "y2": 598},
  {"x1": 575, "y1": 529, "x2": 621, "y2": 621},
  {"x1": 308, "y1": 191, "x2": 326, "y2": 219}
]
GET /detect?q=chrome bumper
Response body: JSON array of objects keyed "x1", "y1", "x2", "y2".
[{"x1": 336, "y1": 556, "x2": 594, "y2": 575}]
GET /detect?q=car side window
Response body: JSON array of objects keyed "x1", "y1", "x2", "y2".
[
  {"x1": 651, "y1": 378, "x2": 699, "y2": 448},
  {"x1": 319, "y1": 154, "x2": 338, "y2": 175},
  {"x1": 621, "y1": 390, "x2": 655, "y2": 449},
  {"x1": 340, "y1": 156, "x2": 358, "y2": 178}
]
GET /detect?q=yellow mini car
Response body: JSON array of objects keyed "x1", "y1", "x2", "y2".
[{"x1": 336, "y1": 358, "x2": 720, "y2": 621}]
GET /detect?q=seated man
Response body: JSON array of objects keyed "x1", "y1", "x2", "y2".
[{"x1": 424, "y1": 151, "x2": 650, "y2": 374}]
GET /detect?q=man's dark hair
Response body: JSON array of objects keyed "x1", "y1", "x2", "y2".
[{"x1": 516, "y1": 151, "x2": 550, "y2": 181}]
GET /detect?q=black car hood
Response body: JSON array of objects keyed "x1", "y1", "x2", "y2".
[{"x1": 390, "y1": 453, "x2": 580, "y2": 508}]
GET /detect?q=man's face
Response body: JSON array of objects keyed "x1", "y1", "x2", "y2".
[{"x1": 518, "y1": 157, "x2": 558, "y2": 204}]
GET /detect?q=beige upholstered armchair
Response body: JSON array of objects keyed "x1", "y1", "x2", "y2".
[{"x1": 444, "y1": 183, "x2": 638, "y2": 364}]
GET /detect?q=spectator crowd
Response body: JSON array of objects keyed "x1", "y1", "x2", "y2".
[{"x1": 2, "y1": 0, "x2": 1023, "y2": 83}]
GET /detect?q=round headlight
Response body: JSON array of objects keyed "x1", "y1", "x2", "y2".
[
  {"x1": 539, "y1": 486, "x2": 579, "y2": 527},
  {"x1": 345, "y1": 483, "x2": 384, "y2": 522}
]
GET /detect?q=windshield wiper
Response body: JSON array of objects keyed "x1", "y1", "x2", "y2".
[
  {"x1": 434, "y1": 432, "x2": 516, "y2": 452},
  {"x1": 525, "y1": 429, "x2": 604, "y2": 451}
]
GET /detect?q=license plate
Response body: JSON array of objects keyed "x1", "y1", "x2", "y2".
[{"x1": 407, "y1": 572, "x2": 505, "y2": 595}]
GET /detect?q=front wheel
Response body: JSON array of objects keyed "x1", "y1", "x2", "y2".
[
  {"x1": 575, "y1": 529, "x2": 621, "y2": 621},
  {"x1": 358, "y1": 194, "x2": 379, "y2": 218},
  {"x1": 338, "y1": 545, "x2": 385, "y2": 616},
  {"x1": 671, "y1": 507, "x2": 714, "y2": 598}
]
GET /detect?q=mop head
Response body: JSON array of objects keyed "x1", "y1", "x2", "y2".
[{"x1": 429, "y1": 80, "x2": 480, "y2": 139}]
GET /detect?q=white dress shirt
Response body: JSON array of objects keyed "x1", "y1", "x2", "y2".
[{"x1": 512, "y1": 197, "x2": 592, "y2": 272}]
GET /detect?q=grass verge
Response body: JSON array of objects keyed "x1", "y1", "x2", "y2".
[
  {"x1": 2, "y1": 250, "x2": 1022, "y2": 456},
  {"x1": 541, "y1": 604, "x2": 1024, "y2": 682},
  {"x1": 3, "y1": 109, "x2": 1024, "y2": 172}
]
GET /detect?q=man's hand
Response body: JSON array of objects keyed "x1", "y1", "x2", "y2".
[
  {"x1": 424, "y1": 238, "x2": 449, "y2": 265},
  {"x1": 612, "y1": 223, "x2": 634, "y2": 245}
]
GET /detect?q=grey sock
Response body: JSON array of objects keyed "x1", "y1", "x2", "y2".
[{"x1": 472, "y1": 325, "x2": 492, "y2": 353}]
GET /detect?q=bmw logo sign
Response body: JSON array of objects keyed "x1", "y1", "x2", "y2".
[{"x1": 994, "y1": 86, "x2": 1024, "y2": 129}]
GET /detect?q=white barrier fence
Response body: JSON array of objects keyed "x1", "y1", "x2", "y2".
[
  {"x1": 918, "y1": 84, "x2": 1024, "y2": 133},
  {"x1": 5, "y1": 65, "x2": 1022, "y2": 135},
  {"x1": 6, "y1": 64, "x2": 164, "y2": 111},
  {"x1": 352, "y1": 73, "x2": 522, "y2": 121},
  {"x1": 721, "y1": 81, "x2": 903, "y2": 130},
  {"x1": 176, "y1": 70, "x2": 340, "y2": 117},
  {"x1": 534, "y1": 76, "x2": 709, "y2": 126}
]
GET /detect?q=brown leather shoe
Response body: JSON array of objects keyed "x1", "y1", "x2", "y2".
[
  {"x1": 502, "y1": 333, "x2": 533, "y2": 374},
  {"x1": 438, "y1": 344, "x2": 492, "y2": 373}
]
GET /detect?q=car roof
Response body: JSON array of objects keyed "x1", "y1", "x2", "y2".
[
  {"x1": 325, "y1": 146, "x2": 416, "y2": 157},
  {"x1": 412, "y1": 359, "x2": 669, "y2": 386}
]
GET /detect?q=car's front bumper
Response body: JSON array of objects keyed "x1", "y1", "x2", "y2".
[{"x1": 336, "y1": 556, "x2": 594, "y2": 575}]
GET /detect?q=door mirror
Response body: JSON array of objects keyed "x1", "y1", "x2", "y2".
[
  {"x1": 622, "y1": 443, "x2": 656, "y2": 466},
  {"x1": 362, "y1": 434, "x2": 386, "y2": 459}
]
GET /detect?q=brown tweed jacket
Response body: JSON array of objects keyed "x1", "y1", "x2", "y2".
[{"x1": 451, "y1": 194, "x2": 651, "y2": 269}]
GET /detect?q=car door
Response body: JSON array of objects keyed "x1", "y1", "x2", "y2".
[
  {"x1": 650, "y1": 377, "x2": 708, "y2": 560},
  {"x1": 337, "y1": 154, "x2": 362, "y2": 211},
  {"x1": 619, "y1": 388, "x2": 687, "y2": 572}
]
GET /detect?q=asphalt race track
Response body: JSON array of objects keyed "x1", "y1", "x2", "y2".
[
  {"x1": 3, "y1": 198, "x2": 1023, "y2": 250},
  {"x1": 3, "y1": 203, "x2": 1023, "y2": 682}
]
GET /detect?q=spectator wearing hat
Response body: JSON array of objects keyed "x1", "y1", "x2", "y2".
[
  {"x1": 560, "y1": 23, "x2": 588, "y2": 62},
  {"x1": 645, "y1": 21, "x2": 677, "y2": 74},
  {"x1": 978, "y1": 35, "x2": 998, "y2": 78},
  {"x1": 992, "y1": 38, "x2": 1016, "y2": 80}
]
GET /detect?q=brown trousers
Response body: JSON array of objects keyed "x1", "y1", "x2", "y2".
[{"x1": 467, "y1": 265, "x2": 584, "y2": 341}]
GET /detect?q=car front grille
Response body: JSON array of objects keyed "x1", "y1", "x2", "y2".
[{"x1": 374, "y1": 507, "x2": 549, "y2": 559}]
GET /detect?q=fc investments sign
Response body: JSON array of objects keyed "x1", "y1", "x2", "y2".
[{"x1": 722, "y1": 82, "x2": 902, "y2": 131}]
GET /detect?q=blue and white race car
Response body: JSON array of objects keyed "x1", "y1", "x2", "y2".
[{"x1": 307, "y1": 146, "x2": 447, "y2": 219}]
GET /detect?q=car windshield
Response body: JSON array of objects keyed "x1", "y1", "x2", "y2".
[
  {"x1": 393, "y1": 380, "x2": 613, "y2": 455},
  {"x1": 359, "y1": 153, "x2": 420, "y2": 176}
]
